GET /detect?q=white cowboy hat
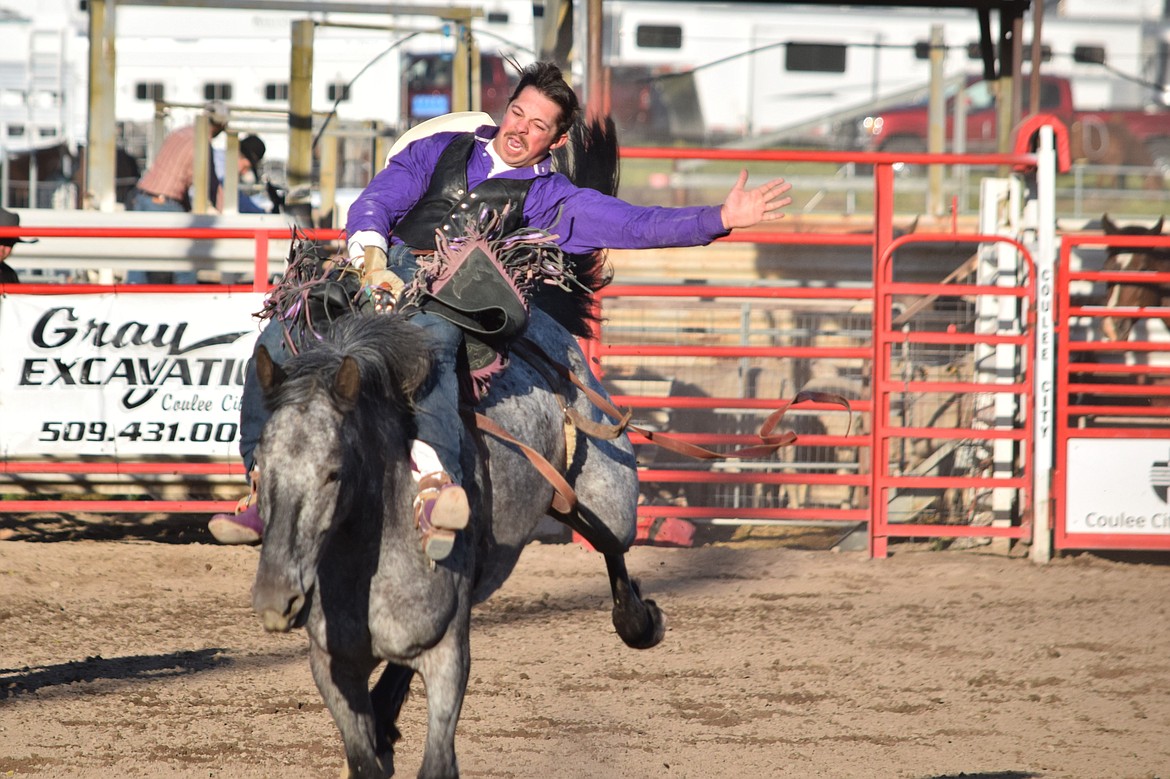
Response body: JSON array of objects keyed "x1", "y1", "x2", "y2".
[{"x1": 385, "y1": 111, "x2": 495, "y2": 167}]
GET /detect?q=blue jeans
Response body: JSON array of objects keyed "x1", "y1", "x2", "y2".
[
  {"x1": 237, "y1": 244, "x2": 463, "y2": 483},
  {"x1": 410, "y1": 312, "x2": 465, "y2": 485}
]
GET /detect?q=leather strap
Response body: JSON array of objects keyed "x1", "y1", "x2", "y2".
[
  {"x1": 513, "y1": 338, "x2": 852, "y2": 459},
  {"x1": 473, "y1": 411, "x2": 576, "y2": 514},
  {"x1": 469, "y1": 339, "x2": 853, "y2": 521}
]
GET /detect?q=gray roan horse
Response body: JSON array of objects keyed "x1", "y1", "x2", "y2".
[
  {"x1": 1100, "y1": 214, "x2": 1170, "y2": 342},
  {"x1": 249, "y1": 119, "x2": 665, "y2": 778}
]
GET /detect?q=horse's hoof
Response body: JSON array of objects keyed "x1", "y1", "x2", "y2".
[{"x1": 613, "y1": 595, "x2": 666, "y2": 649}]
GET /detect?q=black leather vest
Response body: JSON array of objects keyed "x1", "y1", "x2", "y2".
[{"x1": 394, "y1": 133, "x2": 535, "y2": 250}]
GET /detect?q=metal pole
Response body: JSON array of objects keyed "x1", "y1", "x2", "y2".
[
  {"x1": 452, "y1": 21, "x2": 472, "y2": 113},
  {"x1": 85, "y1": 0, "x2": 117, "y2": 211},
  {"x1": 538, "y1": 0, "x2": 574, "y2": 72},
  {"x1": 1, "y1": 146, "x2": 9, "y2": 209},
  {"x1": 585, "y1": 0, "x2": 604, "y2": 120},
  {"x1": 470, "y1": 34, "x2": 482, "y2": 113},
  {"x1": 1030, "y1": 124, "x2": 1057, "y2": 564},
  {"x1": 318, "y1": 131, "x2": 338, "y2": 226},
  {"x1": 1030, "y1": 0, "x2": 1045, "y2": 117},
  {"x1": 287, "y1": 19, "x2": 314, "y2": 205},
  {"x1": 151, "y1": 100, "x2": 168, "y2": 167},
  {"x1": 927, "y1": 24, "x2": 945, "y2": 216},
  {"x1": 223, "y1": 131, "x2": 239, "y2": 215}
]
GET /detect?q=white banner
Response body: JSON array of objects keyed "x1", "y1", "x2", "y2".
[
  {"x1": 1065, "y1": 438, "x2": 1170, "y2": 536},
  {"x1": 0, "y1": 292, "x2": 266, "y2": 458}
]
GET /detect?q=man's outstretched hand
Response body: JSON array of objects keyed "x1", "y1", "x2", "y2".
[{"x1": 719, "y1": 170, "x2": 793, "y2": 230}]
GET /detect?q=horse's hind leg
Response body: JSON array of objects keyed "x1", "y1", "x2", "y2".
[
  {"x1": 569, "y1": 433, "x2": 666, "y2": 649},
  {"x1": 369, "y1": 663, "x2": 414, "y2": 776},
  {"x1": 605, "y1": 552, "x2": 666, "y2": 649}
]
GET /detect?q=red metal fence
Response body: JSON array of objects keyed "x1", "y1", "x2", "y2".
[
  {"x1": 0, "y1": 145, "x2": 1063, "y2": 558},
  {"x1": 0, "y1": 225, "x2": 342, "y2": 515}
]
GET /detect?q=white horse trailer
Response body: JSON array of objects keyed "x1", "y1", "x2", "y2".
[{"x1": 601, "y1": 1, "x2": 1170, "y2": 143}]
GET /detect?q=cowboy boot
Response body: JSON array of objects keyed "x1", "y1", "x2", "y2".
[{"x1": 414, "y1": 471, "x2": 469, "y2": 561}]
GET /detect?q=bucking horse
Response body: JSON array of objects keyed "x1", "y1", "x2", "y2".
[{"x1": 248, "y1": 117, "x2": 665, "y2": 778}]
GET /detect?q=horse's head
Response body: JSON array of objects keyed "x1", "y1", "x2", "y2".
[
  {"x1": 1101, "y1": 214, "x2": 1169, "y2": 342},
  {"x1": 250, "y1": 314, "x2": 432, "y2": 633}
]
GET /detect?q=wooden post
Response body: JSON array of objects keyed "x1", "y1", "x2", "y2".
[
  {"x1": 192, "y1": 112, "x2": 211, "y2": 214},
  {"x1": 223, "y1": 131, "x2": 240, "y2": 215},
  {"x1": 85, "y1": 0, "x2": 117, "y2": 211},
  {"x1": 287, "y1": 19, "x2": 315, "y2": 204}
]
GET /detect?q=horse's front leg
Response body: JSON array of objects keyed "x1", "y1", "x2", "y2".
[
  {"x1": 309, "y1": 642, "x2": 385, "y2": 779},
  {"x1": 416, "y1": 623, "x2": 471, "y2": 779}
]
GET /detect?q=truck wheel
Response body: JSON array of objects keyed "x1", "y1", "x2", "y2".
[
  {"x1": 1145, "y1": 138, "x2": 1170, "y2": 174},
  {"x1": 881, "y1": 136, "x2": 927, "y2": 177}
]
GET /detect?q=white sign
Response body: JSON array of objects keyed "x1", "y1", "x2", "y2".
[
  {"x1": 0, "y1": 292, "x2": 266, "y2": 458},
  {"x1": 1065, "y1": 438, "x2": 1170, "y2": 535}
]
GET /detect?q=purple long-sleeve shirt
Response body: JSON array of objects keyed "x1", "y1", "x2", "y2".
[{"x1": 345, "y1": 126, "x2": 728, "y2": 257}]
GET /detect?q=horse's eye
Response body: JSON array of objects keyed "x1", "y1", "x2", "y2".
[{"x1": 325, "y1": 470, "x2": 340, "y2": 484}]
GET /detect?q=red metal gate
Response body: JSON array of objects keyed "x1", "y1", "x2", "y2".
[
  {"x1": 1055, "y1": 231, "x2": 1170, "y2": 551},
  {"x1": 870, "y1": 233, "x2": 1037, "y2": 557}
]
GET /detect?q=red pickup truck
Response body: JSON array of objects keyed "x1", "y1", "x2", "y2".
[{"x1": 855, "y1": 74, "x2": 1170, "y2": 168}]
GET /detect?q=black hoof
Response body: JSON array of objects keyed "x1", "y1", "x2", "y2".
[{"x1": 612, "y1": 579, "x2": 666, "y2": 649}]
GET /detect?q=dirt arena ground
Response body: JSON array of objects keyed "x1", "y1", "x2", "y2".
[{"x1": 0, "y1": 515, "x2": 1168, "y2": 779}]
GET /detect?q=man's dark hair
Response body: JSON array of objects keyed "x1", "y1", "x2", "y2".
[
  {"x1": 240, "y1": 135, "x2": 266, "y2": 172},
  {"x1": 507, "y1": 61, "x2": 580, "y2": 137}
]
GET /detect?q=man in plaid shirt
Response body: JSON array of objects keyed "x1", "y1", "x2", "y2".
[{"x1": 129, "y1": 100, "x2": 228, "y2": 213}]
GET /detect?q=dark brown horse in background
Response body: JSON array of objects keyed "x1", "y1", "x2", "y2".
[
  {"x1": 1100, "y1": 214, "x2": 1170, "y2": 343},
  {"x1": 1, "y1": 142, "x2": 140, "y2": 209}
]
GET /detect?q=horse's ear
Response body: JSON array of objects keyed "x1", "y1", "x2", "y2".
[
  {"x1": 334, "y1": 355, "x2": 361, "y2": 410},
  {"x1": 1102, "y1": 213, "x2": 1117, "y2": 234},
  {"x1": 1154, "y1": 216, "x2": 1164, "y2": 234},
  {"x1": 255, "y1": 345, "x2": 286, "y2": 394}
]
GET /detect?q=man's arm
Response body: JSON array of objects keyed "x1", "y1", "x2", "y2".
[
  {"x1": 344, "y1": 133, "x2": 449, "y2": 258},
  {"x1": 524, "y1": 172, "x2": 791, "y2": 255}
]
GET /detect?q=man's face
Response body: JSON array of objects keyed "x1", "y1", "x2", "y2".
[
  {"x1": 492, "y1": 86, "x2": 568, "y2": 168},
  {"x1": 0, "y1": 243, "x2": 13, "y2": 260}
]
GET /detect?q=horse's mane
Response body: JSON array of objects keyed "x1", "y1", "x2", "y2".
[
  {"x1": 535, "y1": 114, "x2": 621, "y2": 337},
  {"x1": 271, "y1": 314, "x2": 428, "y2": 404},
  {"x1": 263, "y1": 314, "x2": 433, "y2": 503}
]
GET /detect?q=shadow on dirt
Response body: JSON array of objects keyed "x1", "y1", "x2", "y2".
[
  {"x1": 0, "y1": 648, "x2": 229, "y2": 699},
  {"x1": 920, "y1": 773, "x2": 1038, "y2": 779},
  {"x1": 0, "y1": 511, "x2": 216, "y2": 544}
]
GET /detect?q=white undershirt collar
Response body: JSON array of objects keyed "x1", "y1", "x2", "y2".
[{"x1": 484, "y1": 137, "x2": 517, "y2": 178}]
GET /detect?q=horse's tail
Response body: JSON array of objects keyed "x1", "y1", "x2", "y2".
[
  {"x1": 552, "y1": 113, "x2": 621, "y2": 198},
  {"x1": 534, "y1": 115, "x2": 620, "y2": 337}
]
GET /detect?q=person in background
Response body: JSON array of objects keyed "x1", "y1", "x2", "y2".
[
  {"x1": 237, "y1": 135, "x2": 269, "y2": 214},
  {"x1": 125, "y1": 100, "x2": 230, "y2": 284},
  {"x1": 209, "y1": 61, "x2": 792, "y2": 553},
  {"x1": 0, "y1": 207, "x2": 38, "y2": 284},
  {"x1": 129, "y1": 100, "x2": 229, "y2": 214},
  {"x1": 207, "y1": 134, "x2": 269, "y2": 214}
]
